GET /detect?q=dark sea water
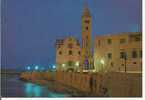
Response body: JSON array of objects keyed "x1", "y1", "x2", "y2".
[{"x1": 1, "y1": 74, "x2": 68, "y2": 97}]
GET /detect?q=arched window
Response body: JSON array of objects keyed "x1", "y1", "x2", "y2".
[
  {"x1": 78, "y1": 51, "x2": 81, "y2": 55},
  {"x1": 59, "y1": 51, "x2": 62, "y2": 55}
]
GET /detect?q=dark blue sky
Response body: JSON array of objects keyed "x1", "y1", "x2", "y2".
[{"x1": 2, "y1": 0, "x2": 141, "y2": 69}]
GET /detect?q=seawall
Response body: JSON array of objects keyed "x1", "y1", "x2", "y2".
[{"x1": 20, "y1": 71, "x2": 142, "y2": 97}]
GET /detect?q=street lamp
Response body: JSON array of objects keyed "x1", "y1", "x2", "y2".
[
  {"x1": 52, "y1": 65, "x2": 56, "y2": 69},
  {"x1": 75, "y1": 61, "x2": 79, "y2": 66},
  {"x1": 27, "y1": 66, "x2": 31, "y2": 71},
  {"x1": 62, "y1": 64, "x2": 66, "y2": 67},
  {"x1": 100, "y1": 59, "x2": 105, "y2": 71},
  {"x1": 35, "y1": 65, "x2": 39, "y2": 71},
  {"x1": 100, "y1": 59, "x2": 105, "y2": 65},
  {"x1": 62, "y1": 63, "x2": 66, "y2": 70},
  {"x1": 124, "y1": 55, "x2": 127, "y2": 73}
]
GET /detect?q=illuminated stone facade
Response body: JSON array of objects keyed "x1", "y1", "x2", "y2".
[
  {"x1": 94, "y1": 32, "x2": 142, "y2": 73},
  {"x1": 55, "y1": 37, "x2": 81, "y2": 72},
  {"x1": 81, "y1": 4, "x2": 94, "y2": 71}
]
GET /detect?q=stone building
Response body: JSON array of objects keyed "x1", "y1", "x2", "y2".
[
  {"x1": 94, "y1": 32, "x2": 142, "y2": 73},
  {"x1": 55, "y1": 37, "x2": 81, "y2": 72},
  {"x1": 55, "y1": 2, "x2": 142, "y2": 73},
  {"x1": 55, "y1": 3, "x2": 94, "y2": 72}
]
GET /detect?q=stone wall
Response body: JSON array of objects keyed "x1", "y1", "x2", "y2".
[
  {"x1": 20, "y1": 71, "x2": 142, "y2": 97},
  {"x1": 102, "y1": 72, "x2": 142, "y2": 97},
  {"x1": 20, "y1": 71, "x2": 53, "y2": 81},
  {"x1": 55, "y1": 71, "x2": 142, "y2": 97}
]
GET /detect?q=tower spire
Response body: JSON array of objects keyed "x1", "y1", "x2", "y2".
[{"x1": 82, "y1": 0, "x2": 91, "y2": 17}]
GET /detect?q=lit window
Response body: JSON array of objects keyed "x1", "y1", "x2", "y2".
[
  {"x1": 107, "y1": 39, "x2": 112, "y2": 44},
  {"x1": 132, "y1": 50, "x2": 137, "y2": 58}
]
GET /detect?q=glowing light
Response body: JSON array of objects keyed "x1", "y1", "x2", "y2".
[
  {"x1": 35, "y1": 65, "x2": 39, "y2": 70},
  {"x1": 75, "y1": 62, "x2": 79, "y2": 66},
  {"x1": 27, "y1": 66, "x2": 31, "y2": 70},
  {"x1": 62, "y1": 64, "x2": 66, "y2": 67},
  {"x1": 52, "y1": 65, "x2": 56, "y2": 69},
  {"x1": 92, "y1": 69, "x2": 96, "y2": 72},
  {"x1": 100, "y1": 59, "x2": 105, "y2": 65},
  {"x1": 83, "y1": 70, "x2": 89, "y2": 72}
]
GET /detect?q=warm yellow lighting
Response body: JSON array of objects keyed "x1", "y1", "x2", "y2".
[
  {"x1": 75, "y1": 61, "x2": 79, "y2": 66},
  {"x1": 62, "y1": 64, "x2": 66, "y2": 67},
  {"x1": 83, "y1": 70, "x2": 89, "y2": 72},
  {"x1": 100, "y1": 59, "x2": 105, "y2": 65},
  {"x1": 92, "y1": 69, "x2": 96, "y2": 72}
]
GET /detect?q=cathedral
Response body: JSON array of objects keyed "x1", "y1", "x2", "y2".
[
  {"x1": 55, "y1": 2, "x2": 142, "y2": 73},
  {"x1": 55, "y1": 3, "x2": 94, "y2": 72}
]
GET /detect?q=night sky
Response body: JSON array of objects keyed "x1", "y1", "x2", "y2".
[{"x1": 1, "y1": 0, "x2": 141, "y2": 69}]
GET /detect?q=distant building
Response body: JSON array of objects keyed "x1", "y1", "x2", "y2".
[
  {"x1": 94, "y1": 32, "x2": 142, "y2": 73},
  {"x1": 55, "y1": 37, "x2": 81, "y2": 72}
]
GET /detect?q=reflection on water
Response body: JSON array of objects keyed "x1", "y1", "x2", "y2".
[
  {"x1": 2, "y1": 74, "x2": 68, "y2": 97},
  {"x1": 25, "y1": 83, "x2": 42, "y2": 97},
  {"x1": 33, "y1": 84, "x2": 42, "y2": 97},
  {"x1": 48, "y1": 91, "x2": 65, "y2": 97},
  {"x1": 25, "y1": 83, "x2": 33, "y2": 97}
]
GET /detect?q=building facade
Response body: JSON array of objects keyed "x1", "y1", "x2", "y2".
[
  {"x1": 81, "y1": 3, "x2": 94, "y2": 71},
  {"x1": 55, "y1": 37, "x2": 81, "y2": 72},
  {"x1": 94, "y1": 32, "x2": 142, "y2": 73}
]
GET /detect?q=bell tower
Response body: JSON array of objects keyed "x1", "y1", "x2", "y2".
[{"x1": 81, "y1": 2, "x2": 94, "y2": 71}]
